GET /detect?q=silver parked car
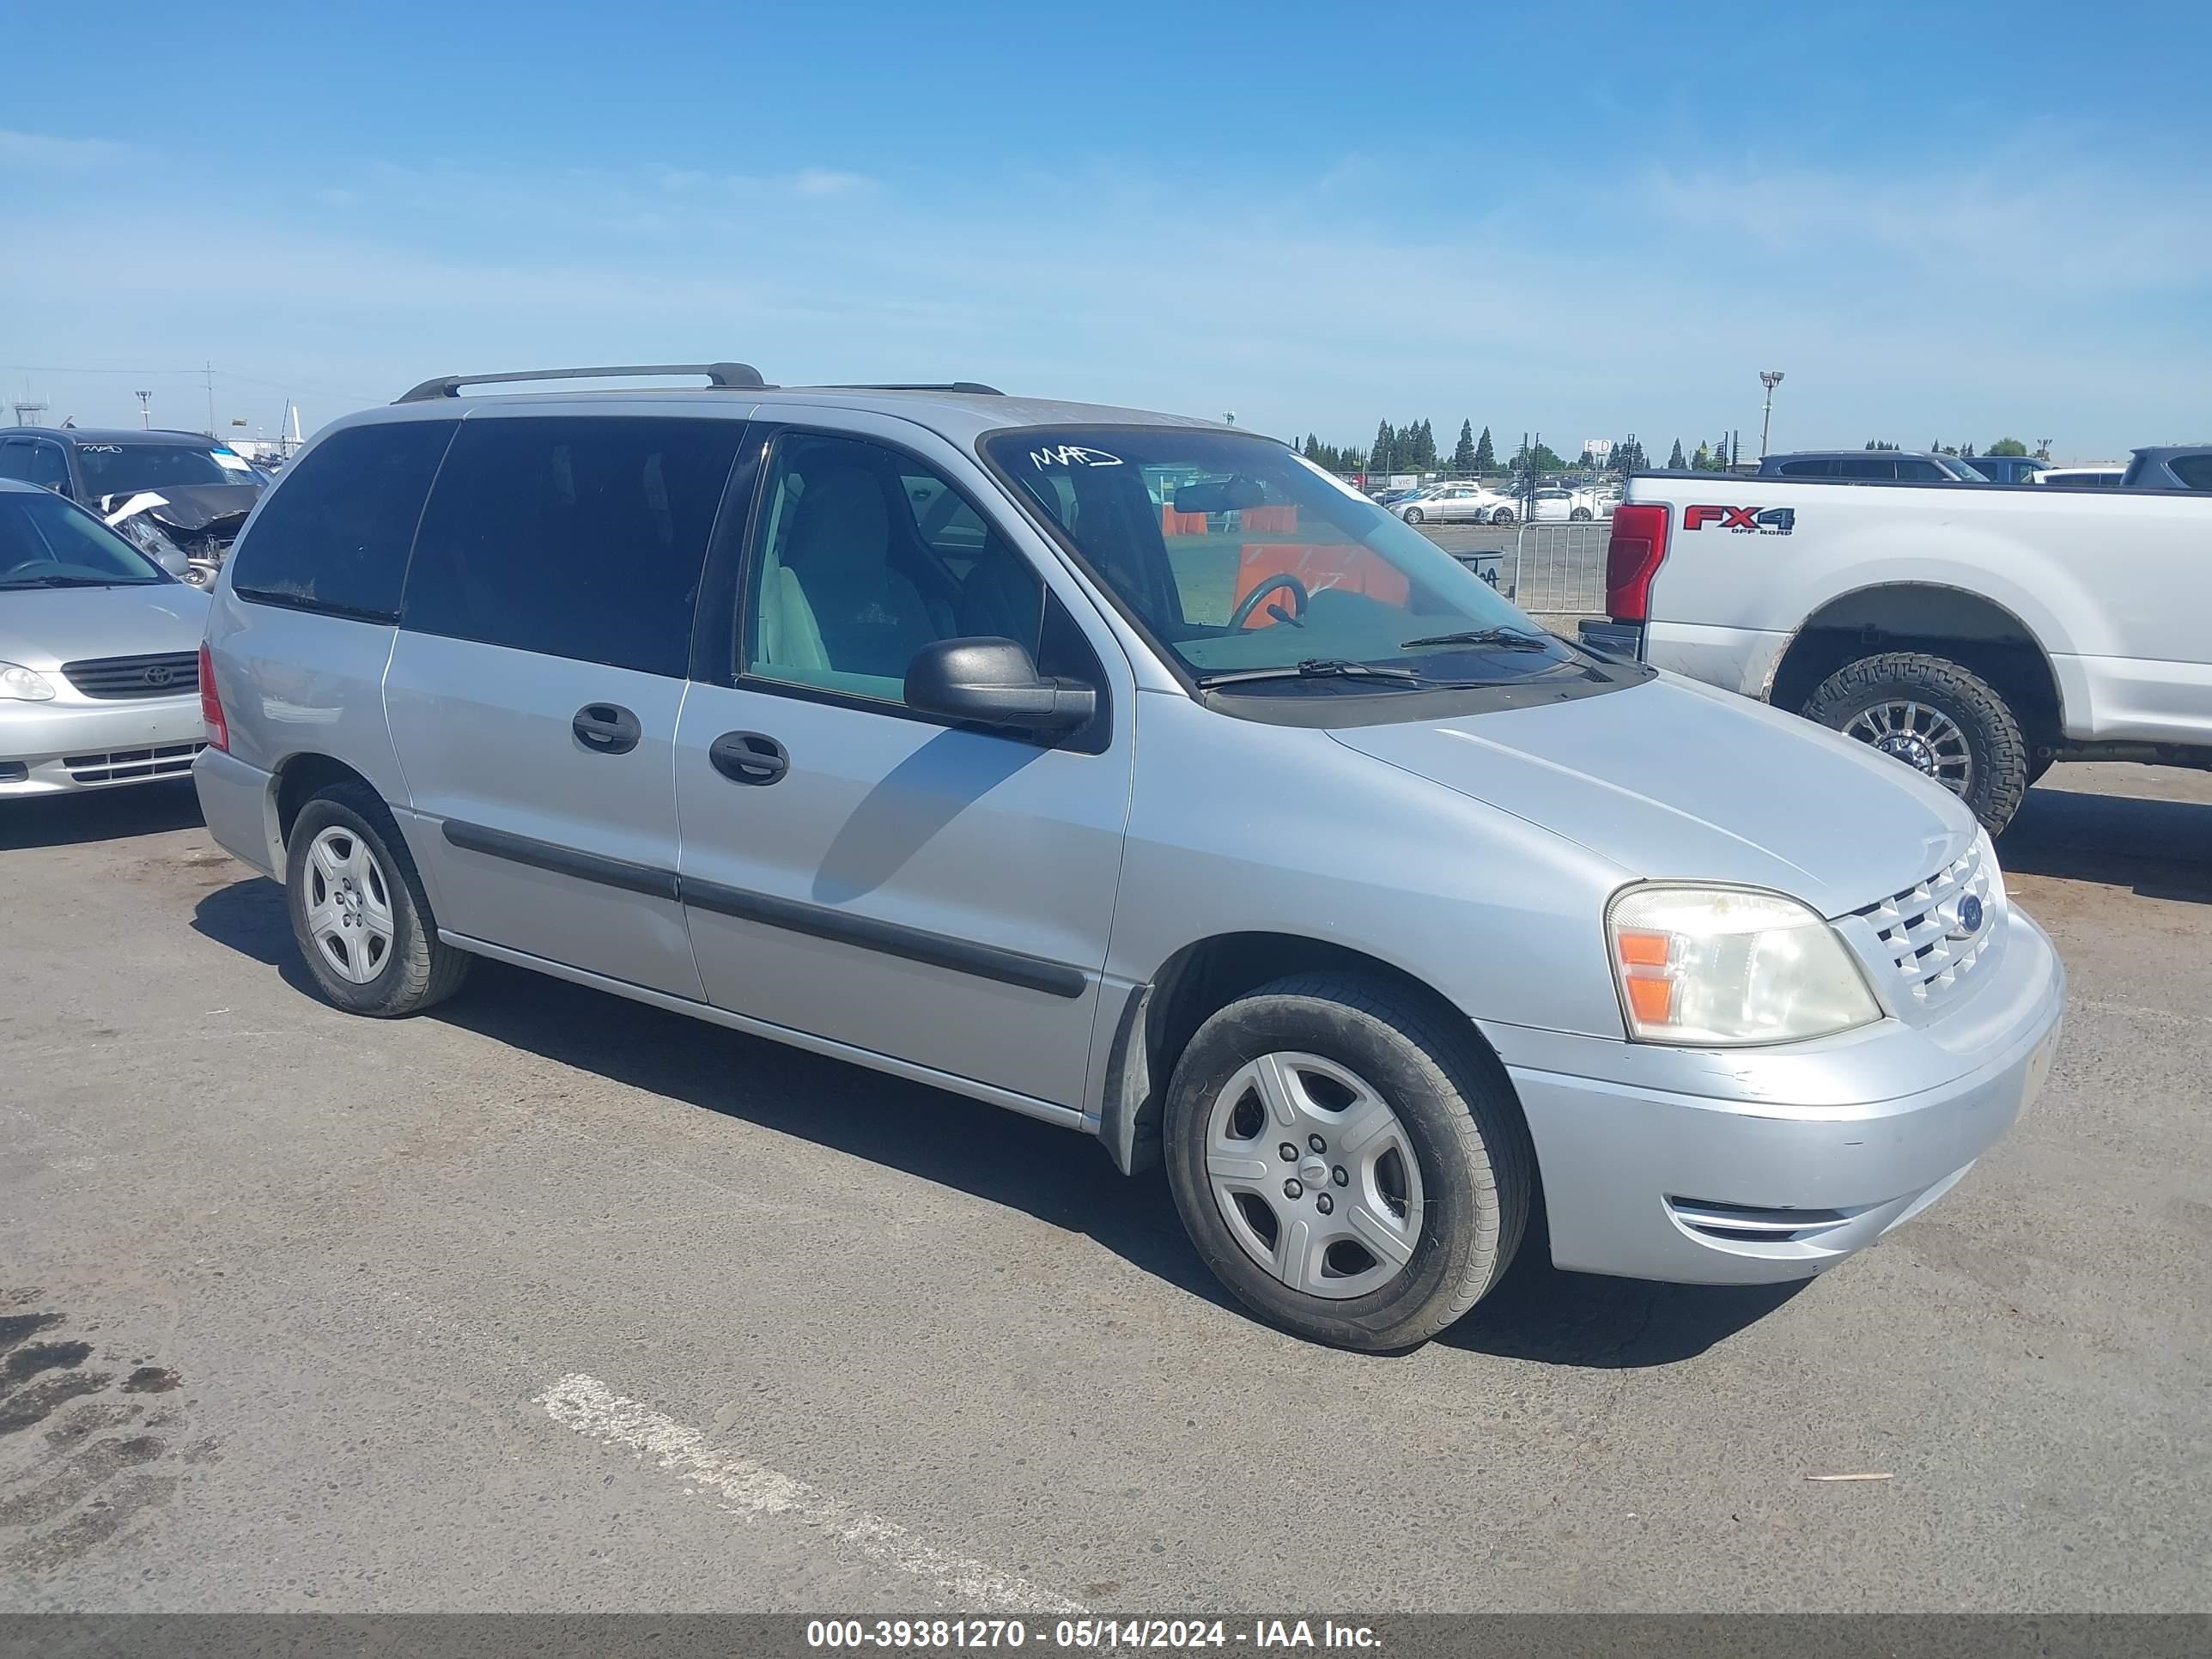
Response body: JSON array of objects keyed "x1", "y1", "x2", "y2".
[
  {"x1": 195, "y1": 365, "x2": 2065, "y2": 1350},
  {"x1": 1, "y1": 479, "x2": 210, "y2": 796}
]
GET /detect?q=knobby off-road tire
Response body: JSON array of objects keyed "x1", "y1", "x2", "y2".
[
  {"x1": 1803, "y1": 650, "x2": 2033, "y2": 835},
  {"x1": 1163, "y1": 972, "x2": 1533, "y2": 1352},
  {"x1": 285, "y1": 781, "x2": 471, "y2": 1017}
]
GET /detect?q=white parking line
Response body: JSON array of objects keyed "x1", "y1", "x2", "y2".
[{"x1": 536, "y1": 1372, "x2": 1085, "y2": 1615}]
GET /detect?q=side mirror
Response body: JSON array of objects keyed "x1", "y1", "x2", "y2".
[{"x1": 904, "y1": 637, "x2": 1097, "y2": 733}]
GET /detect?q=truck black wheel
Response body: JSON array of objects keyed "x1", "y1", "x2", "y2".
[{"x1": 1802, "y1": 651, "x2": 2031, "y2": 835}]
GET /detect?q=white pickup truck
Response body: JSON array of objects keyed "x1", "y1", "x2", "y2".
[{"x1": 1578, "y1": 474, "x2": 2212, "y2": 833}]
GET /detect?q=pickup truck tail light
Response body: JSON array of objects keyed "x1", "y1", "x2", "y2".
[
  {"x1": 1604, "y1": 503, "x2": 1669, "y2": 622},
  {"x1": 199, "y1": 641, "x2": 228, "y2": 751}
]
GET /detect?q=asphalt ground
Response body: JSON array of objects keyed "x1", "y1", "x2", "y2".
[{"x1": 2, "y1": 763, "x2": 2206, "y2": 1613}]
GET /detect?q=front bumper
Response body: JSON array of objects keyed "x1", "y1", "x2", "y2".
[
  {"x1": 1499, "y1": 907, "x2": 2065, "y2": 1285},
  {"x1": 0, "y1": 695, "x2": 205, "y2": 795}
]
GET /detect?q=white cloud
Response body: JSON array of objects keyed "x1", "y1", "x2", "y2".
[{"x1": 0, "y1": 129, "x2": 130, "y2": 169}]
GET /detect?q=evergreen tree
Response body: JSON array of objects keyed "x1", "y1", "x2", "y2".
[
  {"x1": 1667, "y1": 438, "x2": 1686, "y2": 470},
  {"x1": 1373, "y1": 420, "x2": 1395, "y2": 472},
  {"x1": 1961, "y1": 442, "x2": 1978, "y2": 458},
  {"x1": 1451, "y1": 419, "x2": 1477, "y2": 471},
  {"x1": 1473, "y1": 425, "x2": 1496, "y2": 471},
  {"x1": 1691, "y1": 441, "x2": 1712, "y2": 471}
]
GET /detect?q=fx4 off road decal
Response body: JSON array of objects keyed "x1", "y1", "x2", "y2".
[{"x1": 1685, "y1": 504, "x2": 1795, "y2": 534}]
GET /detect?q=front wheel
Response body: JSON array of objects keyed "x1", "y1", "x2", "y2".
[
  {"x1": 1163, "y1": 973, "x2": 1531, "y2": 1351},
  {"x1": 286, "y1": 781, "x2": 472, "y2": 1016},
  {"x1": 1490, "y1": 507, "x2": 1516, "y2": 525},
  {"x1": 1401, "y1": 507, "x2": 1425, "y2": 525},
  {"x1": 1802, "y1": 651, "x2": 2032, "y2": 835}
]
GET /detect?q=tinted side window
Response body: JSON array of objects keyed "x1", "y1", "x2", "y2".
[
  {"x1": 228, "y1": 421, "x2": 456, "y2": 621},
  {"x1": 406, "y1": 416, "x2": 743, "y2": 677},
  {"x1": 1776, "y1": 459, "x2": 1831, "y2": 477},
  {"x1": 2168, "y1": 454, "x2": 2212, "y2": 491},
  {"x1": 0, "y1": 441, "x2": 70, "y2": 491},
  {"x1": 1834, "y1": 458, "x2": 1895, "y2": 480},
  {"x1": 1897, "y1": 459, "x2": 1946, "y2": 482}
]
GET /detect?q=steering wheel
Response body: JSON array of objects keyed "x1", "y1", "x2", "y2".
[{"x1": 1227, "y1": 573, "x2": 1310, "y2": 631}]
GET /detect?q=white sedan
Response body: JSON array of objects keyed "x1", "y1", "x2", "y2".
[
  {"x1": 1526, "y1": 486, "x2": 1613, "y2": 523},
  {"x1": 1396, "y1": 482, "x2": 1516, "y2": 525}
]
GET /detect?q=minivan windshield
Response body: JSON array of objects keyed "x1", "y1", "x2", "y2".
[
  {"x1": 76, "y1": 442, "x2": 259, "y2": 497},
  {"x1": 984, "y1": 428, "x2": 1590, "y2": 693},
  {"x1": 0, "y1": 491, "x2": 168, "y2": 588}
]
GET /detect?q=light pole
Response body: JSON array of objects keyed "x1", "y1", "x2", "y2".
[
  {"x1": 1759, "y1": 371, "x2": 1784, "y2": 459},
  {"x1": 136, "y1": 390, "x2": 152, "y2": 428}
]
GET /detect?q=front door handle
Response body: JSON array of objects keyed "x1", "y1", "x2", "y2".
[
  {"x1": 573, "y1": 702, "x2": 642, "y2": 755},
  {"x1": 709, "y1": 730, "x2": 789, "y2": 786}
]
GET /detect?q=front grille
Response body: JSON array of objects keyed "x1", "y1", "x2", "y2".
[
  {"x1": 63, "y1": 741, "x2": 205, "y2": 784},
  {"x1": 1853, "y1": 841, "x2": 2001, "y2": 1010},
  {"x1": 60, "y1": 651, "x2": 200, "y2": 700}
]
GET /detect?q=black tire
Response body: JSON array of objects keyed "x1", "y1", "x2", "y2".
[
  {"x1": 1163, "y1": 972, "x2": 1532, "y2": 1352},
  {"x1": 285, "y1": 781, "x2": 471, "y2": 1017},
  {"x1": 1492, "y1": 507, "x2": 1516, "y2": 525},
  {"x1": 1802, "y1": 651, "x2": 2031, "y2": 835},
  {"x1": 1402, "y1": 507, "x2": 1425, "y2": 525},
  {"x1": 1570, "y1": 507, "x2": 1593, "y2": 522}
]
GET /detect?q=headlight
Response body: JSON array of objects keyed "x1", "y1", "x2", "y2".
[
  {"x1": 1, "y1": 662, "x2": 58, "y2": 702},
  {"x1": 1607, "y1": 884, "x2": 1881, "y2": 1045}
]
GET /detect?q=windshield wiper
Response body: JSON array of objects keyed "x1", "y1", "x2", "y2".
[
  {"x1": 1397, "y1": 626, "x2": 1558, "y2": 652},
  {"x1": 0, "y1": 574, "x2": 124, "y2": 590},
  {"x1": 1194, "y1": 658, "x2": 1427, "y2": 690}
]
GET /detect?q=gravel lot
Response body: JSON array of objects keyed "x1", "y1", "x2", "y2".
[{"x1": 2, "y1": 764, "x2": 2207, "y2": 1613}]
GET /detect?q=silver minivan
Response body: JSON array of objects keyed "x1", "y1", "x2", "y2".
[{"x1": 194, "y1": 365, "x2": 2065, "y2": 1350}]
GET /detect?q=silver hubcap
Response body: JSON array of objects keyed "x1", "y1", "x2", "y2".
[
  {"x1": 1843, "y1": 700, "x2": 1974, "y2": 796},
  {"x1": 1206, "y1": 1052, "x2": 1424, "y2": 1300},
  {"x1": 304, "y1": 825, "x2": 395, "y2": 985}
]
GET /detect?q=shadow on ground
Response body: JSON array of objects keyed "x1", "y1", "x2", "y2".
[
  {"x1": 0, "y1": 779, "x2": 203, "y2": 851},
  {"x1": 192, "y1": 873, "x2": 1802, "y2": 1366},
  {"x1": 2000, "y1": 783, "x2": 2212, "y2": 904}
]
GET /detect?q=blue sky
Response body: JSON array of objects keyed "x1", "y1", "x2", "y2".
[{"x1": 3, "y1": 2, "x2": 2205, "y2": 461}]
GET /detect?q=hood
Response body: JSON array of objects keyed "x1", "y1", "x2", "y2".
[
  {"x1": 97, "y1": 483, "x2": 259, "y2": 535},
  {"x1": 0, "y1": 584, "x2": 210, "y2": 671},
  {"x1": 1328, "y1": 672, "x2": 1975, "y2": 918}
]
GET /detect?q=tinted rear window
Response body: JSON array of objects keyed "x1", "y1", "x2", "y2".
[
  {"x1": 228, "y1": 421, "x2": 458, "y2": 621},
  {"x1": 2169, "y1": 454, "x2": 2212, "y2": 490},
  {"x1": 403, "y1": 416, "x2": 743, "y2": 677}
]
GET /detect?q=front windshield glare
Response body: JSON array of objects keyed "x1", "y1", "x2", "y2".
[
  {"x1": 985, "y1": 428, "x2": 1579, "y2": 690},
  {"x1": 0, "y1": 493, "x2": 167, "y2": 587}
]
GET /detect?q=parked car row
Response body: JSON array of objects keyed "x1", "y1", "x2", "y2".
[
  {"x1": 1753, "y1": 446, "x2": 2209, "y2": 491},
  {"x1": 1393, "y1": 481, "x2": 1618, "y2": 526}
]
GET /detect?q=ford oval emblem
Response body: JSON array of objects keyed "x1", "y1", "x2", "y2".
[{"x1": 1949, "y1": 893, "x2": 1984, "y2": 939}]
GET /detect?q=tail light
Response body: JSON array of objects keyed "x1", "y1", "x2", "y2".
[
  {"x1": 198, "y1": 641, "x2": 228, "y2": 751},
  {"x1": 1604, "y1": 503, "x2": 1670, "y2": 622}
]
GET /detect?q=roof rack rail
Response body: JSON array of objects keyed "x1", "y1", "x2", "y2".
[
  {"x1": 810, "y1": 381, "x2": 1006, "y2": 396},
  {"x1": 395, "y1": 362, "x2": 768, "y2": 404}
]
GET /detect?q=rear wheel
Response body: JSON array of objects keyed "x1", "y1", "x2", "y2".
[
  {"x1": 1802, "y1": 651, "x2": 2031, "y2": 835},
  {"x1": 1570, "y1": 507, "x2": 1593, "y2": 522},
  {"x1": 1163, "y1": 973, "x2": 1530, "y2": 1351},
  {"x1": 285, "y1": 781, "x2": 471, "y2": 1016}
]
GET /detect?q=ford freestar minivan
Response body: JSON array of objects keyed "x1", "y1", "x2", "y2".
[{"x1": 194, "y1": 364, "x2": 2065, "y2": 1350}]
